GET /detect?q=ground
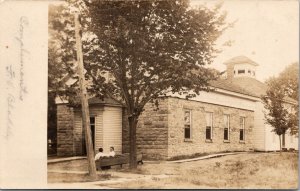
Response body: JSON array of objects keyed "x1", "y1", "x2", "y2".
[{"x1": 48, "y1": 152, "x2": 298, "y2": 189}]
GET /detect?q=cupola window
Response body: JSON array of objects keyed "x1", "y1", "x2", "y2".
[{"x1": 238, "y1": 69, "x2": 245, "y2": 74}]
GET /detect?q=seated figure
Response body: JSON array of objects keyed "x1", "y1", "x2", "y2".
[
  {"x1": 94, "y1": 147, "x2": 106, "y2": 161},
  {"x1": 108, "y1": 146, "x2": 116, "y2": 157}
]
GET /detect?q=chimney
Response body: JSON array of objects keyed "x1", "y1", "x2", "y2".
[{"x1": 226, "y1": 62, "x2": 235, "y2": 79}]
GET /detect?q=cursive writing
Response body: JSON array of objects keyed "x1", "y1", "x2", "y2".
[
  {"x1": 5, "y1": 65, "x2": 15, "y2": 139},
  {"x1": 15, "y1": 16, "x2": 29, "y2": 101}
]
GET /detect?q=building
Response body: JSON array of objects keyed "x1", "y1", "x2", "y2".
[
  {"x1": 56, "y1": 97, "x2": 124, "y2": 156},
  {"x1": 56, "y1": 56, "x2": 298, "y2": 159}
]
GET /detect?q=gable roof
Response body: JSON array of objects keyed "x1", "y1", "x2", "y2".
[{"x1": 224, "y1": 55, "x2": 259, "y2": 66}]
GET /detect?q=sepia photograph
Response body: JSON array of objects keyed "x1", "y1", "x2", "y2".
[{"x1": 3, "y1": 0, "x2": 298, "y2": 189}]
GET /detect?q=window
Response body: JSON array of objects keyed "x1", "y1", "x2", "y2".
[
  {"x1": 238, "y1": 70, "x2": 245, "y2": 74},
  {"x1": 239, "y1": 117, "x2": 245, "y2": 141},
  {"x1": 184, "y1": 110, "x2": 191, "y2": 139},
  {"x1": 248, "y1": 70, "x2": 251, "y2": 74},
  {"x1": 223, "y1": 114, "x2": 230, "y2": 141},
  {"x1": 90, "y1": 117, "x2": 95, "y2": 148},
  {"x1": 205, "y1": 112, "x2": 213, "y2": 140}
]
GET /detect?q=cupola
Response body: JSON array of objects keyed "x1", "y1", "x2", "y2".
[{"x1": 224, "y1": 56, "x2": 258, "y2": 79}]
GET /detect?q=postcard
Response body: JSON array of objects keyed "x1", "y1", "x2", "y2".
[{"x1": 0, "y1": 0, "x2": 298, "y2": 189}]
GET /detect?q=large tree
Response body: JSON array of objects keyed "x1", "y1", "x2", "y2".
[
  {"x1": 50, "y1": 0, "x2": 229, "y2": 169},
  {"x1": 84, "y1": 0, "x2": 227, "y2": 168}
]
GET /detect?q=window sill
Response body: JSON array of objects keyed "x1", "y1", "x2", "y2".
[
  {"x1": 205, "y1": 139, "x2": 213, "y2": 143},
  {"x1": 223, "y1": 140, "x2": 230, "y2": 143},
  {"x1": 239, "y1": 140, "x2": 245, "y2": 144},
  {"x1": 184, "y1": 139, "x2": 193, "y2": 142}
]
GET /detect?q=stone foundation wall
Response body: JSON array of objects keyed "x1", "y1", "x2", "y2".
[
  {"x1": 167, "y1": 97, "x2": 254, "y2": 158},
  {"x1": 57, "y1": 104, "x2": 75, "y2": 156}
]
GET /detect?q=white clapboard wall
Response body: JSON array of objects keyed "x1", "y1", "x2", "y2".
[
  {"x1": 102, "y1": 106, "x2": 123, "y2": 154},
  {"x1": 74, "y1": 106, "x2": 122, "y2": 155}
]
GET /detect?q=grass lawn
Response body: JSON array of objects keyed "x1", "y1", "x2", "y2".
[{"x1": 48, "y1": 152, "x2": 298, "y2": 189}]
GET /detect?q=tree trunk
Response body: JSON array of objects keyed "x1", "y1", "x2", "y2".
[
  {"x1": 128, "y1": 116, "x2": 138, "y2": 169},
  {"x1": 74, "y1": 13, "x2": 97, "y2": 179},
  {"x1": 279, "y1": 135, "x2": 282, "y2": 153},
  {"x1": 282, "y1": 132, "x2": 285, "y2": 148}
]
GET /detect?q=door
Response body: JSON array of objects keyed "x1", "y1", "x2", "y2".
[{"x1": 82, "y1": 116, "x2": 96, "y2": 155}]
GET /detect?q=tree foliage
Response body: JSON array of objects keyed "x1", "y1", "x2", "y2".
[
  {"x1": 273, "y1": 62, "x2": 298, "y2": 101},
  {"x1": 262, "y1": 63, "x2": 299, "y2": 149},
  {"x1": 49, "y1": 0, "x2": 229, "y2": 168}
]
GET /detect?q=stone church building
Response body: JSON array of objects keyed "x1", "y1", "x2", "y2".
[{"x1": 56, "y1": 56, "x2": 298, "y2": 160}]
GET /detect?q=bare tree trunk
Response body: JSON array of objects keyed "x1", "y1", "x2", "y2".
[
  {"x1": 74, "y1": 13, "x2": 97, "y2": 178},
  {"x1": 128, "y1": 116, "x2": 137, "y2": 169},
  {"x1": 282, "y1": 132, "x2": 285, "y2": 148},
  {"x1": 279, "y1": 135, "x2": 282, "y2": 153}
]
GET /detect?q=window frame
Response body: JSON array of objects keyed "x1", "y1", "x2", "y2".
[
  {"x1": 205, "y1": 112, "x2": 213, "y2": 141},
  {"x1": 223, "y1": 114, "x2": 230, "y2": 142},
  {"x1": 184, "y1": 110, "x2": 192, "y2": 141},
  {"x1": 239, "y1": 116, "x2": 245, "y2": 142}
]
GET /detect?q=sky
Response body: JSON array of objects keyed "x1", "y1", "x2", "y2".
[{"x1": 190, "y1": 0, "x2": 299, "y2": 82}]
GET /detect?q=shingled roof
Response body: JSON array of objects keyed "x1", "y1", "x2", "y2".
[
  {"x1": 223, "y1": 55, "x2": 259, "y2": 66},
  {"x1": 210, "y1": 77, "x2": 296, "y2": 103},
  {"x1": 88, "y1": 97, "x2": 123, "y2": 106},
  {"x1": 70, "y1": 96, "x2": 123, "y2": 107},
  {"x1": 210, "y1": 77, "x2": 266, "y2": 98}
]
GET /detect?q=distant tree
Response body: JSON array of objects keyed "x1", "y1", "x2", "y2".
[
  {"x1": 48, "y1": 5, "x2": 76, "y2": 155},
  {"x1": 272, "y1": 63, "x2": 299, "y2": 135},
  {"x1": 48, "y1": 4, "x2": 80, "y2": 152},
  {"x1": 48, "y1": 4, "x2": 78, "y2": 100},
  {"x1": 275, "y1": 62, "x2": 298, "y2": 101},
  {"x1": 262, "y1": 63, "x2": 299, "y2": 150},
  {"x1": 49, "y1": 0, "x2": 229, "y2": 168}
]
